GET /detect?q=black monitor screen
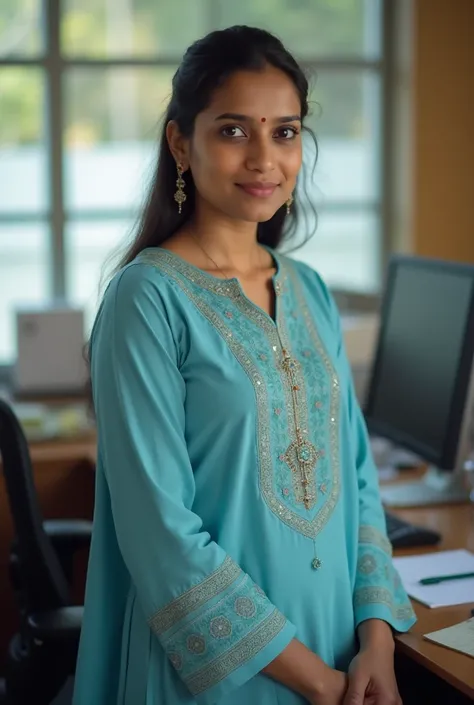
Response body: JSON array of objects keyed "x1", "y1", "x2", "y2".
[{"x1": 365, "y1": 259, "x2": 474, "y2": 466}]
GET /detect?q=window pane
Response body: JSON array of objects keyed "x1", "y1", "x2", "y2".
[
  {"x1": 65, "y1": 220, "x2": 133, "y2": 331},
  {"x1": 64, "y1": 68, "x2": 174, "y2": 212},
  {"x1": 0, "y1": 223, "x2": 50, "y2": 364},
  {"x1": 305, "y1": 70, "x2": 380, "y2": 203},
  {"x1": 290, "y1": 210, "x2": 380, "y2": 292},
  {"x1": 0, "y1": 0, "x2": 43, "y2": 57},
  {"x1": 0, "y1": 68, "x2": 47, "y2": 214},
  {"x1": 61, "y1": 0, "x2": 207, "y2": 58},
  {"x1": 219, "y1": 0, "x2": 381, "y2": 59}
]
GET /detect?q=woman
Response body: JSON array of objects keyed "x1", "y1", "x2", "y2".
[{"x1": 73, "y1": 25, "x2": 416, "y2": 705}]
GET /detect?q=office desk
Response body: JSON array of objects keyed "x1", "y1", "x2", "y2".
[
  {"x1": 28, "y1": 433, "x2": 96, "y2": 466},
  {"x1": 391, "y1": 500, "x2": 474, "y2": 700}
]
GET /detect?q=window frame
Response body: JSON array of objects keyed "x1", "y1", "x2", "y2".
[{"x1": 0, "y1": 0, "x2": 401, "y2": 378}]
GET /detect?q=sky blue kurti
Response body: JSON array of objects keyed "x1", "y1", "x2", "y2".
[{"x1": 73, "y1": 247, "x2": 416, "y2": 705}]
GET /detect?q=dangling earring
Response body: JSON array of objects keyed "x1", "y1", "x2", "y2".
[
  {"x1": 174, "y1": 163, "x2": 187, "y2": 214},
  {"x1": 286, "y1": 194, "x2": 294, "y2": 215}
]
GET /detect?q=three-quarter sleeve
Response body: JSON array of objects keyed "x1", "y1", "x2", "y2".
[
  {"x1": 324, "y1": 286, "x2": 416, "y2": 634},
  {"x1": 346, "y1": 402, "x2": 416, "y2": 632},
  {"x1": 91, "y1": 264, "x2": 296, "y2": 704}
]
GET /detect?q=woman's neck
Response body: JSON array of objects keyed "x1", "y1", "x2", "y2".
[{"x1": 180, "y1": 203, "x2": 267, "y2": 275}]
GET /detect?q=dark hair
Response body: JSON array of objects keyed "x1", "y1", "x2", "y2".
[{"x1": 119, "y1": 24, "x2": 318, "y2": 268}]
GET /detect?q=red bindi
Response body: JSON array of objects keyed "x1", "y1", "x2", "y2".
[{"x1": 261, "y1": 117, "x2": 266, "y2": 123}]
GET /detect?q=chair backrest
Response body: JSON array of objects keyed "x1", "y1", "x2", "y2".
[{"x1": 0, "y1": 398, "x2": 70, "y2": 610}]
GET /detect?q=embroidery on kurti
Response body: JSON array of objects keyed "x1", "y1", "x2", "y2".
[
  {"x1": 138, "y1": 250, "x2": 341, "y2": 540},
  {"x1": 359, "y1": 525, "x2": 393, "y2": 555},
  {"x1": 149, "y1": 555, "x2": 241, "y2": 635},
  {"x1": 186, "y1": 609, "x2": 287, "y2": 695},
  {"x1": 159, "y1": 568, "x2": 285, "y2": 693},
  {"x1": 355, "y1": 524, "x2": 415, "y2": 623},
  {"x1": 354, "y1": 587, "x2": 415, "y2": 622}
]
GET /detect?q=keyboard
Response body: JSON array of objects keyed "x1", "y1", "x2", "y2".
[{"x1": 384, "y1": 510, "x2": 442, "y2": 549}]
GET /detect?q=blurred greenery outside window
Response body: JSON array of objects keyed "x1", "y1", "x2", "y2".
[{"x1": 0, "y1": 0, "x2": 383, "y2": 365}]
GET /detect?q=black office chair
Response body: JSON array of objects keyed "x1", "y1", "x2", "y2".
[{"x1": 0, "y1": 399, "x2": 92, "y2": 705}]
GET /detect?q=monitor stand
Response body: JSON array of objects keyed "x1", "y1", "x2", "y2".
[{"x1": 379, "y1": 465, "x2": 470, "y2": 507}]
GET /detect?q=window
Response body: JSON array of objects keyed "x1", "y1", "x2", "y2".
[{"x1": 0, "y1": 0, "x2": 386, "y2": 365}]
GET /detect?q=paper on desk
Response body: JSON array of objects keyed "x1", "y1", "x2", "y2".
[
  {"x1": 392, "y1": 549, "x2": 474, "y2": 608},
  {"x1": 424, "y1": 618, "x2": 474, "y2": 658}
]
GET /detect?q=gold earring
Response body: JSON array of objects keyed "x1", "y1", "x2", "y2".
[
  {"x1": 286, "y1": 194, "x2": 294, "y2": 215},
  {"x1": 174, "y1": 163, "x2": 187, "y2": 214}
]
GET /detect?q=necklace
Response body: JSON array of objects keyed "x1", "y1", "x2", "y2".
[
  {"x1": 189, "y1": 232, "x2": 231, "y2": 281},
  {"x1": 189, "y1": 232, "x2": 269, "y2": 281}
]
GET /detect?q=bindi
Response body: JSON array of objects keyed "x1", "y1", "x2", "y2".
[{"x1": 260, "y1": 117, "x2": 266, "y2": 123}]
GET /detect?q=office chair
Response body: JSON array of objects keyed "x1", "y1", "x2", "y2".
[{"x1": 0, "y1": 399, "x2": 92, "y2": 705}]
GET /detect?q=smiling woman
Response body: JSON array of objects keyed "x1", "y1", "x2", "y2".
[
  {"x1": 73, "y1": 24, "x2": 415, "y2": 705},
  {"x1": 113, "y1": 26, "x2": 317, "y2": 273}
]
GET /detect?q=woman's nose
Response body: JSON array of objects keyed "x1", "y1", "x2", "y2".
[{"x1": 245, "y1": 135, "x2": 275, "y2": 173}]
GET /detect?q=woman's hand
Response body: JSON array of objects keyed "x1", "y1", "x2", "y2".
[
  {"x1": 310, "y1": 666, "x2": 348, "y2": 705},
  {"x1": 263, "y1": 639, "x2": 348, "y2": 704},
  {"x1": 342, "y1": 647, "x2": 401, "y2": 705}
]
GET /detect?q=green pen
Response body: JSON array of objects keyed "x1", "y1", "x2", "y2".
[{"x1": 419, "y1": 571, "x2": 474, "y2": 585}]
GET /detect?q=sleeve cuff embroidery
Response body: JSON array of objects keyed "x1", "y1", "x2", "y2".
[
  {"x1": 358, "y1": 525, "x2": 392, "y2": 556},
  {"x1": 148, "y1": 556, "x2": 290, "y2": 696},
  {"x1": 354, "y1": 525, "x2": 416, "y2": 625},
  {"x1": 149, "y1": 556, "x2": 241, "y2": 635},
  {"x1": 186, "y1": 609, "x2": 287, "y2": 696}
]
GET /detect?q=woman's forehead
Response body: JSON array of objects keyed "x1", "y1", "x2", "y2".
[{"x1": 202, "y1": 67, "x2": 301, "y2": 119}]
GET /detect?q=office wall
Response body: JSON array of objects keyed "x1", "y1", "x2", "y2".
[{"x1": 412, "y1": 0, "x2": 474, "y2": 262}]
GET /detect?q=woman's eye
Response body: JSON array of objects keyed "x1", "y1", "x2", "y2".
[
  {"x1": 221, "y1": 126, "x2": 246, "y2": 138},
  {"x1": 275, "y1": 127, "x2": 299, "y2": 140}
]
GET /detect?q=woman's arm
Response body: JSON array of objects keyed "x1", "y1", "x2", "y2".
[
  {"x1": 322, "y1": 283, "x2": 416, "y2": 636},
  {"x1": 264, "y1": 639, "x2": 347, "y2": 704}
]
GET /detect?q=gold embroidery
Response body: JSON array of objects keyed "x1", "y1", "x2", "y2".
[
  {"x1": 358, "y1": 554, "x2": 377, "y2": 574},
  {"x1": 359, "y1": 525, "x2": 393, "y2": 556},
  {"x1": 277, "y1": 335, "x2": 321, "y2": 509},
  {"x1": 168, "y1": 651, "x2": 183, "y2": 671},
  {"x1": 137, "y1": 249, "x2": 340, "y2": 540},
  {"x1": 354, "y1": 586, "x2": 415, "y2": 622},
  {"x1": 186, "y1": 609, "x2": 287, "y2": 695},
  {"x1": 149, "y1": 556, "x2": 241, "y2": 636},
  {"x1": 286, "y1": 265, "x2": 342, "y2": 535}
]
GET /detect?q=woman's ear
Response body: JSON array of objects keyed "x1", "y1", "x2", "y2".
[{"x1": 166, "y1": 120, "x2": 189, "y2": 169}]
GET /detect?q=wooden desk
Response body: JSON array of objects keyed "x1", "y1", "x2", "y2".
[
  {"x1": 28, "y1": 434, "x2": 96, "y2": 466},
  {"x1": 391, "y1": 499, "x2": 474, "y2": 700}
]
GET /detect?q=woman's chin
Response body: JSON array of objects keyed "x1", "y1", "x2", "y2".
[
  {"x1": 213, "y1": 197, "x2": 283, "y2": 224},
  {"x1": 238, "y1": 203, "x2": 283, "y2": 224}
]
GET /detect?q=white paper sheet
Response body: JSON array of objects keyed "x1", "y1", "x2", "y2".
[
  {"x1": 424, "y1": 618, "x2": 474, "y2": 658},
  {"x1": 392, "y1": 549, "x2": 474, "y2": 608}
]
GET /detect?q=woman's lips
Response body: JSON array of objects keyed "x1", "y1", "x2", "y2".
[{"x1": 236, "y1": 182, "x2": 278, "y2": 197}]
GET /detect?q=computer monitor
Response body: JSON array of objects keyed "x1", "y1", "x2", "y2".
[{"x1": 364, "y1": 255, "x2": 474, "y2": 507}]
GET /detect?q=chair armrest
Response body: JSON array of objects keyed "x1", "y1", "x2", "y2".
[
  {"x1": 27, "y1": 606, "x2": 83, "y2": 644},
  {"x1": 42, "y1": 520, "x2": 92, "y2": 586},
  {"x1": 43, "y1": 519, "x2": 92, "y2": 553}
]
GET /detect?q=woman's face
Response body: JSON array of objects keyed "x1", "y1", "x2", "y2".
[{"x1": 174, "y1": 65, "x2": 303, "y2": 224}]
